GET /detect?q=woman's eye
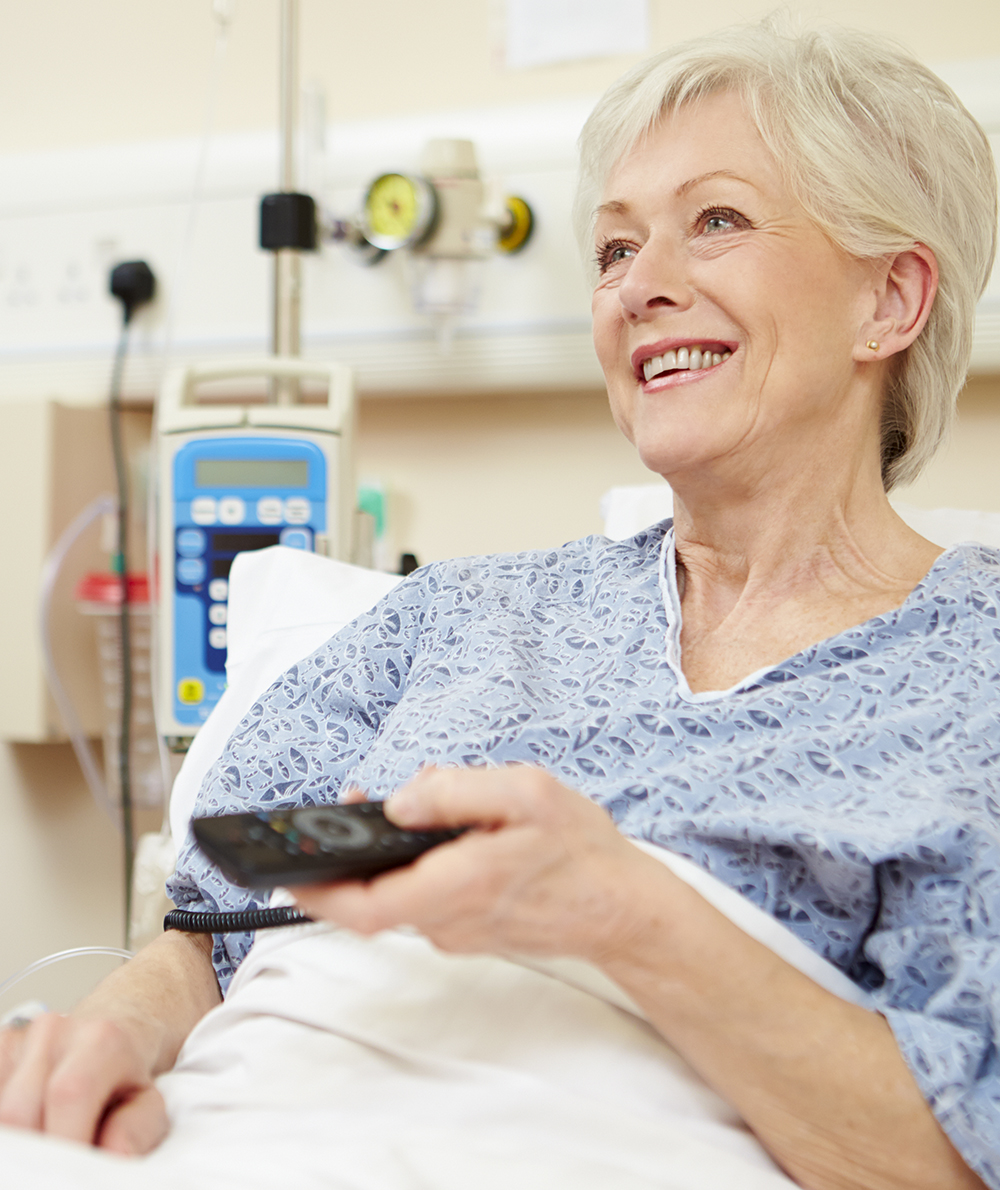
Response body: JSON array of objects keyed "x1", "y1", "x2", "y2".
[
  {"x1": 697, "y1": 206, "x2": 750, "y2": 234},
  {"x1": 596, "y1": 239, "x2": 637, "y2": 273}
]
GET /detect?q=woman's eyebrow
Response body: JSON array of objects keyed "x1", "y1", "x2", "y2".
[
  {"x1": 675, "y1": 169, "x2": 755, "y2": 196},
  {"x1": 595, "y1": 171, "x2": 758, "y2": 222},
  {"x1": 594, "y1": 199, "x2": 630, "y2": 221}
]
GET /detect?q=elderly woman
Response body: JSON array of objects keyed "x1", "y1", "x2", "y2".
[{"x1": 1, "y1": 17, "x2": 998, "y2": 1190}]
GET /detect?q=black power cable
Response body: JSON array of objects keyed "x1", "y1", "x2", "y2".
[
  {"x1": 107, "y1": 323, "x2": 134, "y2": 937},
  {"x1": 108, "y1": 261, "x2": 155, "y2": 946}
]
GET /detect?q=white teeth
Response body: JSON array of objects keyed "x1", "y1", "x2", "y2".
[{"x1": 641, "y1": 346, "x2": 732, "y2": 382}]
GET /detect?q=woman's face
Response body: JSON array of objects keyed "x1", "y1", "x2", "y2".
[{"x1": 591, "y1": 92, "x2": 879, "y2": 488}]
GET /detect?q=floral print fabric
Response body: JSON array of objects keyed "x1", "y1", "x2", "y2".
[{"x1": 169, "y1": 524, "x2": 1000, "y2": 1187}]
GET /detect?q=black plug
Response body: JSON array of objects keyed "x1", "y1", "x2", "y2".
[{"x1": 109, "y1": 260, "x2": 156, "y2": 324}]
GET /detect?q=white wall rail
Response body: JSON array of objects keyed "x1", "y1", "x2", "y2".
[{"x1": 0, "y1": 64, "x2": 997, "y2": 403}]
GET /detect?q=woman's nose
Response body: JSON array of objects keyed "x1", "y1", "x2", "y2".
[{"x1": 618, "y1": 240, "x2": 692, "y2": 322}]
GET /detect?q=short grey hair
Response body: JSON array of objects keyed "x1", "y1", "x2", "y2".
[{"x1": 574, "y1": 15, "x2": 998, "y2": 490}]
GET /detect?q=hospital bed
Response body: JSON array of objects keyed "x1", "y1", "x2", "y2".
[{"x1": 4, "y1": 492, "x2": 1000, "y2": 1190}]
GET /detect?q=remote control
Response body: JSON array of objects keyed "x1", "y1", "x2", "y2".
[{"x1": 192, "y1": 801, "x2": 464, "y2": 890}]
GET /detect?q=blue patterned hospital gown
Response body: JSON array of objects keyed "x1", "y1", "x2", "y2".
[{"x1": 169, "y1": 522, "x2": 1000, "y2": 1186}]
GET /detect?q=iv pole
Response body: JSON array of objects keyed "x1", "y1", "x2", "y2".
[
  {"x1": 266, "y1": 0, "x2": 316, "y2": 404},
  {"x1": 274, "y1": 0, "x2": 300, "y2": 368}
]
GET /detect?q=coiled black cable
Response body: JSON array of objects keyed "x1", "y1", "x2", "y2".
[{"x1": 164, "y1": 907, "x2": 313, "y2": 934}]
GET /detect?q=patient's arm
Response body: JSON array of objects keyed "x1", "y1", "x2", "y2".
[
  {"x1": 598, "y1": 861, "x2": 988, "y2": 1190},
  {"x1": 293, "y1": 766, "x2": 987, "y2": 1190},
  {"x1": 0, "y1": 929, "x2": 219, "y2": 1155}
]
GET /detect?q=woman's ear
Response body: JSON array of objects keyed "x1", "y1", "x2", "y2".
[{"x1": 855, "y1": 244, "x2": 938, "y2": 362}]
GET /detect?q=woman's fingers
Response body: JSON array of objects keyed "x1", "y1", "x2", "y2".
[
  {"x1": 0, "y1": 1023, "x2": 35, "y2": 1126},
  {"x1": 41, "y1": 1019, "x2": 150, "y2": 1144},
  {"x1": 293, "y1": 765, "x2": 643, "y2": 959},
  {"x1": 0, "y1": 1014, "x2": 66, "y2": 1130},
  {"x1": 293, "y1": 828, "x2": 490, "y2": 935},
  {"x1": 0, "y1": 1020, "x2": 29, "y2": 1097},
  {"x1": 97, "y1": 1085, "x2": 169, "y2": 1155},
  {"x1": 386, "y1": 764, "x2": 571, "y2": 831},
  {"x1": 0, "y1": 1013, "x2": 155, "y2": 1147},
  {"x1": 295, "y1": 765, "x2": 559, "y2": 934}
]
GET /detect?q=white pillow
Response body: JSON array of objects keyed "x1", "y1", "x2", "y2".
[
  {"x1": 600, "y1": 484, "x2": 672, "y2": 540},
  {"x1": 169, "y1": 547, "x2": 400, "y2": 851},
  {"x1": 600, "y1": 483, "x2": 1000, "y2": 549},
  {"x1": 889, "y1": 501, "x2": 1000, "y2": 549}
]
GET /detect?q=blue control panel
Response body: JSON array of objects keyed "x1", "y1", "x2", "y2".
[{"x1": 171, "y1": 435, "x2": 327, "y2": 726}]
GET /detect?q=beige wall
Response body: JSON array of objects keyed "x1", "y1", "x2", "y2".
[
  {"x1": 896, "y1": 377, "x2": 1000, "y2": 512},
  {"x1": 359, "y1": 377, "x2": 1000, "y2": 572},
  {"x1": 0, "y1": 743, "x2": 125, "y2": 1011},
  {"x1": 0, "y1": 0, "x2": 996, "y2": 561},
  {"x1": 0, "y1": 0, "x2": 997, "y2": 152},
  {"x1": 357, "y1": 390, "x2": 656, "y2": 564},
  {"x1": 0, "y1": 0, "x2": 998, "y2": 990}
]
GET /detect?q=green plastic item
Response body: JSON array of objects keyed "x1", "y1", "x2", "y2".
[{"x1": 357, "y1": 483, "x2": 386, "y2": 538}]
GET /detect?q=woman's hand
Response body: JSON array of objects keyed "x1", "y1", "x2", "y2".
[
  {"x1": 0, "y1": 1010, "x2": 167, "y2": 1154},
  {"x1": 301, "y1": 768, "x2": 988, "y2": 1190},
  {"x1": 0, "y1": 929, "x2": 219, "y2": 1155},
  {"x1": 293, "y1": 766, "x2": 660, "y2": 962}
]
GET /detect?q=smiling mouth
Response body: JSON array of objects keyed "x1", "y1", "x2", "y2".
[{"x1": 641, "y1": 345, "x2": 732, "y2": 383}]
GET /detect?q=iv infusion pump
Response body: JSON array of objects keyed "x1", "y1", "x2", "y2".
[{"x1": 156, "y1": 358, "x2": 354, "y2": 746}]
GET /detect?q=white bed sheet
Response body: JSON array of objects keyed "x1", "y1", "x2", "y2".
[
  {"x1": 0, "y1": 543, "x2": 890, "y2": 1187},
  {"x1": 0, "y1": 829, "x2": 870, "y2": 1189}
]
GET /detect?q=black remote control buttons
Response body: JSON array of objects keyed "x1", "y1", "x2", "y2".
[{"x1": 192, "y1": 800, "x2": 464, "y2": 890}]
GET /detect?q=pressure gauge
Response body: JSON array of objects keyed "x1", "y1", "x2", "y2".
[
  {"x1": 498, "y1": 195, "x2": 534, "y2": 255},
  {"x1": 360, "y1": 173, "x2": 437, "y2": 251}
]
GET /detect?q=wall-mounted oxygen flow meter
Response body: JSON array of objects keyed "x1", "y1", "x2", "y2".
[
  {"x1": 359, "y1": 145, "x2": 533, "y2": 259},
  {"x1": 328, "y1": 139, "x2": 534, "y2": 335},
  {"x1": 361, "y1": 173, "x2": 438, "y2": 251},
  {"x1": 360, "y1": 138, "x2": 533, "y2": 267},
  {"x1": 156, "y1": 358, "x2": 354, "y2": 749}
]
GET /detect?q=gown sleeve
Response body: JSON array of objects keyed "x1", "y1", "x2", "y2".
[
  {"x1": 165, "y1": 569, "x2": 431, "y2": 991},
  {"x1": 864, "y1": 789, "x2": 1000, "y2": 1186}
]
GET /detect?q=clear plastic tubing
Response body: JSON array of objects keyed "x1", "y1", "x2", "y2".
[
  {"x1": 0, "y1": 946, "x2": 132, "y2": 1005},
  {"x1": 38, "y1": 493, "x2": 119, "y2": 825}
]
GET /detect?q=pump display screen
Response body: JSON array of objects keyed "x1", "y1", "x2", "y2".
[
  {"x1": 212, "y1": 532, "x2": 281, "y2": 554},
  {"x1": 195, "y1": 458, "x2": 309, "y2": 488}
]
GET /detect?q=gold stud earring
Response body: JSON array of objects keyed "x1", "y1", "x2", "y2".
[{"x1": 866, "y1": 340, "x2": 880, "y2": 352}]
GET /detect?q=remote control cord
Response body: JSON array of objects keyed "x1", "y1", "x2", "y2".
[{"x1": 164, "y1": 906, "x2": 313, "y2": 933}]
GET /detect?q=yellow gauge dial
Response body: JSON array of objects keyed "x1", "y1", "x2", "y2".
[
  {"x1": 498, "y1": 195, "x2": 534, "y2": 254},
  {"x1": 361, "y1": 173, "x2": 437, "y2": 251}
]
